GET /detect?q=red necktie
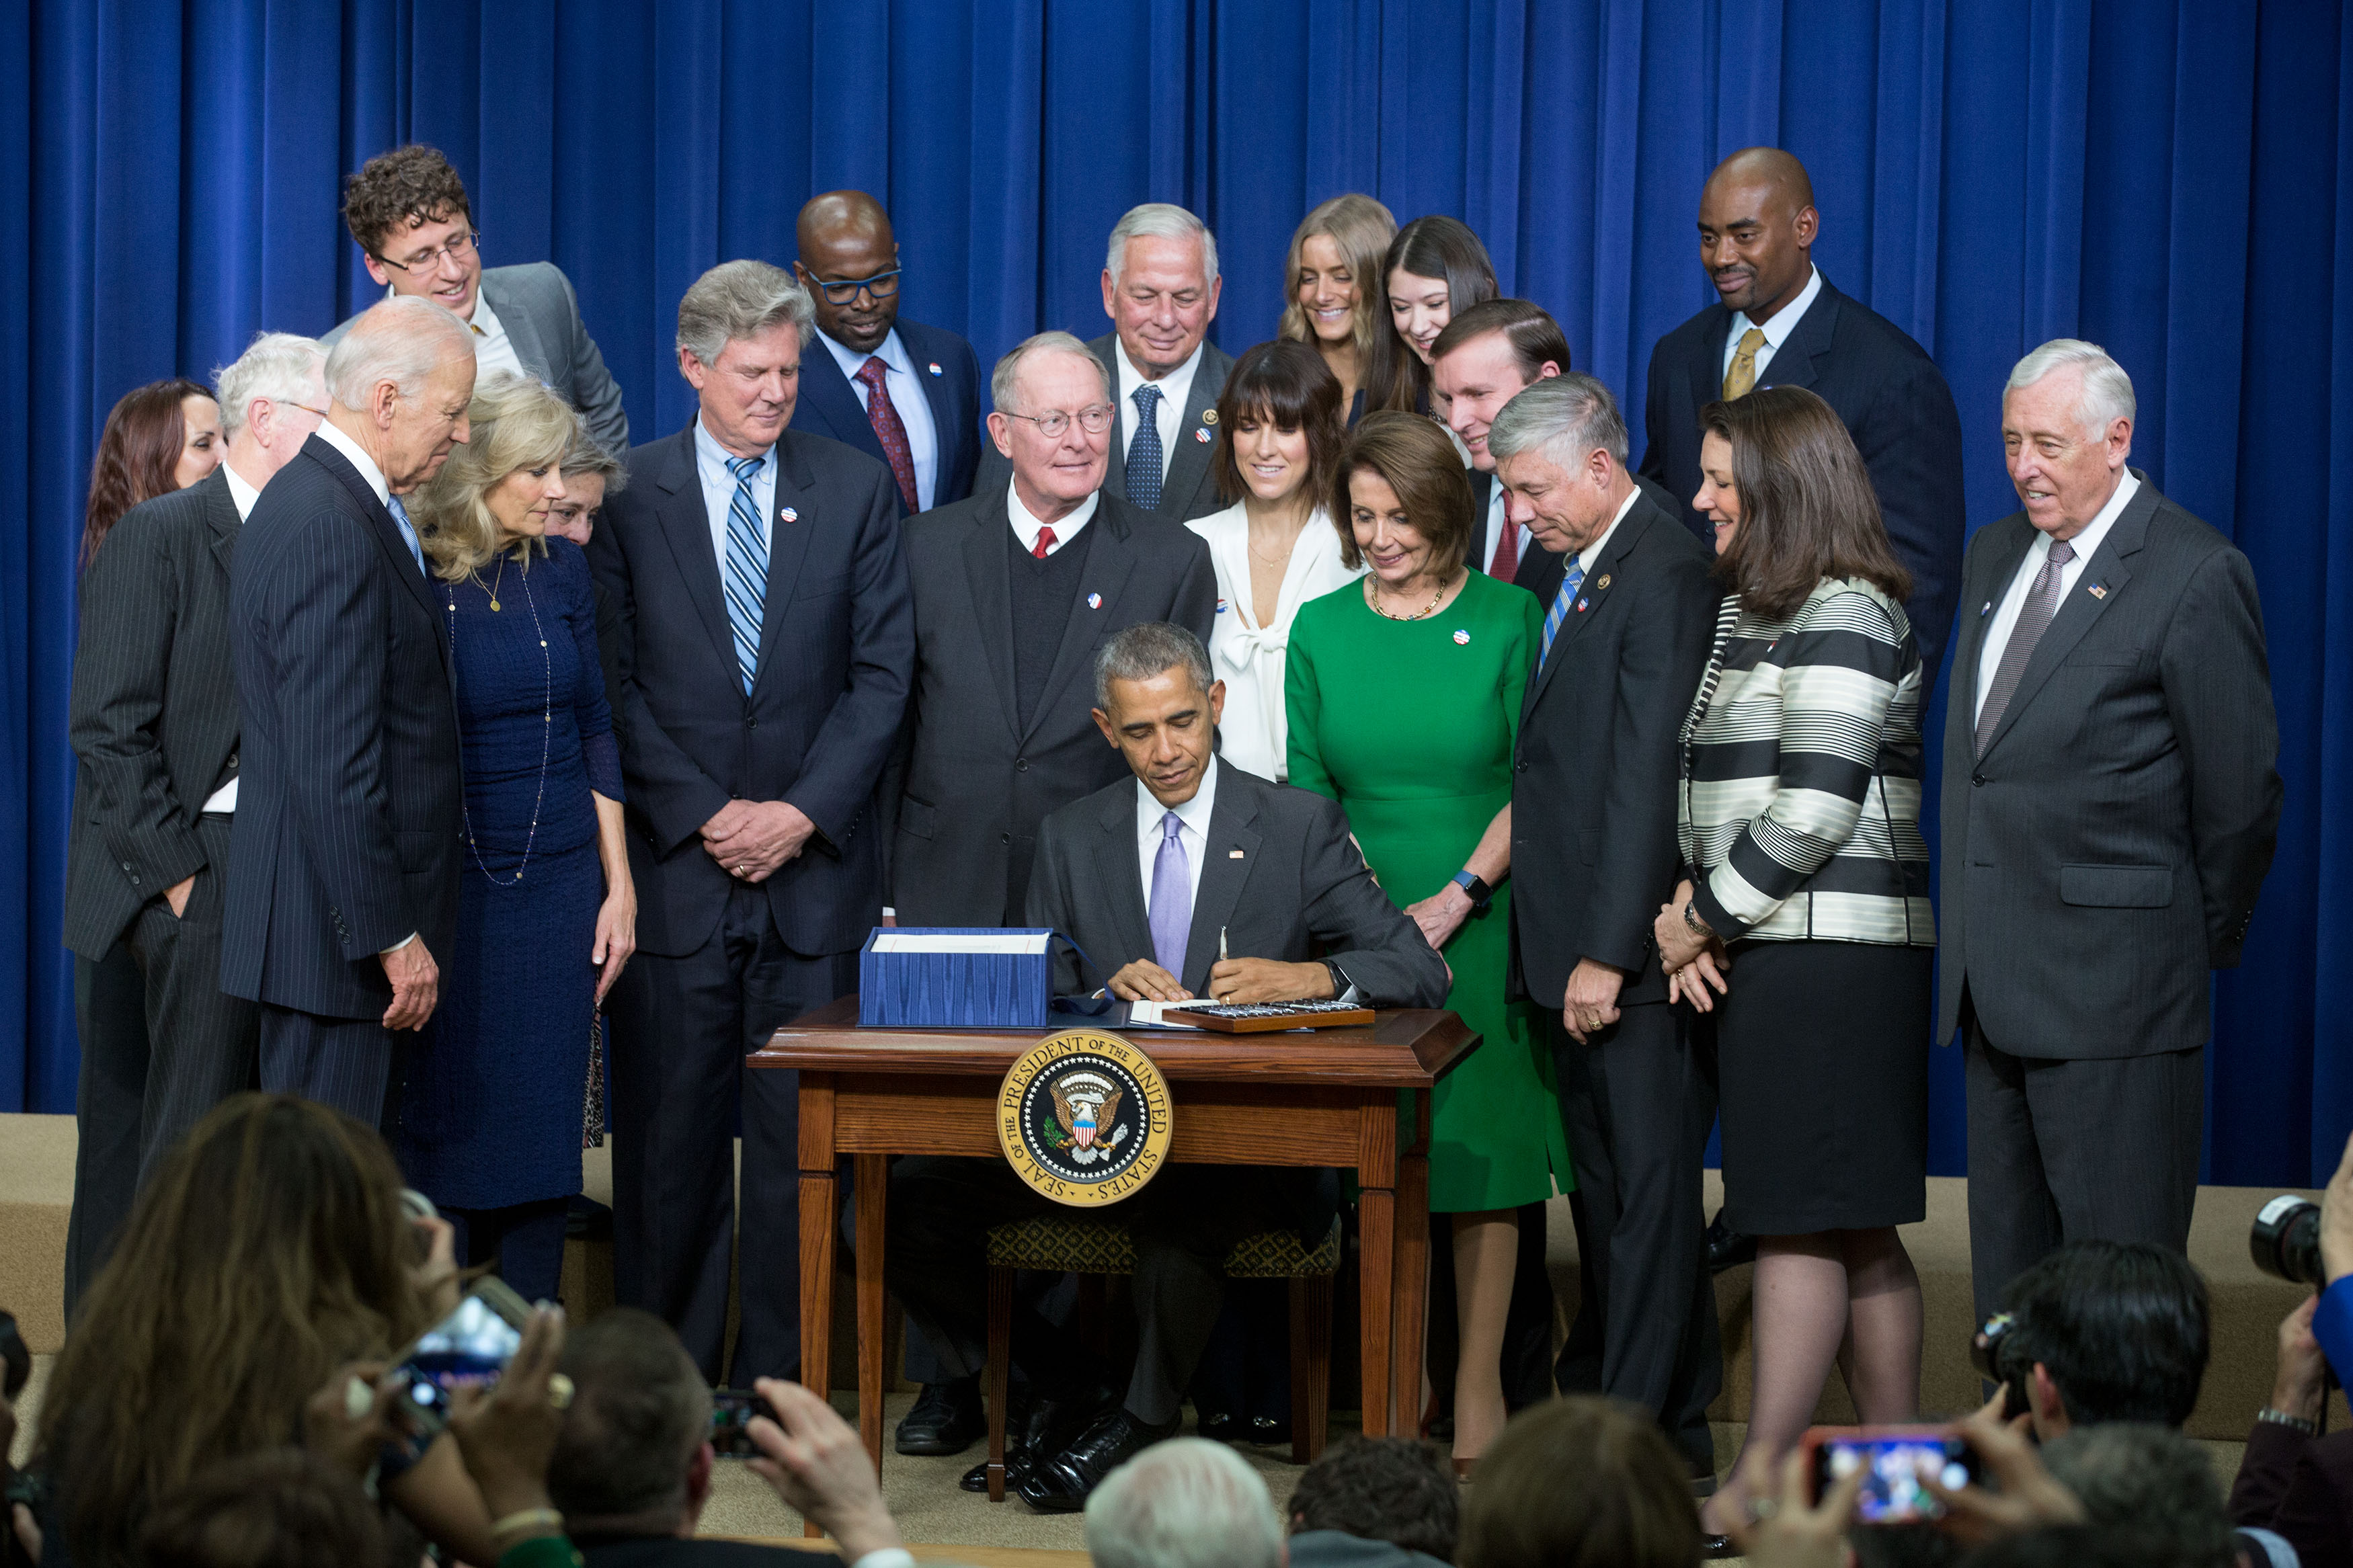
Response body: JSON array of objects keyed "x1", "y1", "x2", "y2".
[
  {"x1": 854, "y1": 357, "x2": 920, "y2": 514},
  {"x1": 1033, "y1": 525, "x2": 1057, "y2": 560},
  {"x1": 1490, "y1": 496, "x2": 1519, "y2": 582}
]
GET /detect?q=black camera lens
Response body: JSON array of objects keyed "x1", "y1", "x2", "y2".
[{"x1": 2252, "y1": 1196, "x2": 2326, "y2": 1286}]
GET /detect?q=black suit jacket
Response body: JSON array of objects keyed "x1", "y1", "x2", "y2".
[
  {"x1": 1638, "y1": 274, "x2": 1964, "y2": 684},
  {"x1": 579, "y1": 1534, "x2": 832, "y2": 1568},
  {"x1": 1468, "y1": 466, "x2": 1685, "y2": 610},
  {"x1": 585, "y1": 422, "x2": 913, "y2": 959},
  {"x1": 891, "y1": 489, "x2": 1216, "y2": 925},
  {"x1": 1936, "y1": 472, "x2": 2280, "y2": 1057},
  {"x1": 221, "y1": 437, "x2": 462, "y2": 1018},
  {"x1": 791, "y1": 319, "x2": 985, "y2": 509},
  {"x1": 65, "y1": 468, "x2": 245, "y2": 959},
  {"x1": 971, "y1": 335, "x2": 1236, "y2": 524},
  {"x1": 1027, "y1": 760, "x2": 1451, "y2": 1007},
  {"x1": 1509, "y1": 491, "x2": 1720, "y2": 1009}
]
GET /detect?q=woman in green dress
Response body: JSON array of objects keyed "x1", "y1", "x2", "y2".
[{"x1": 1285, "y1": 410, "x2": 1570, "y2": 1471}]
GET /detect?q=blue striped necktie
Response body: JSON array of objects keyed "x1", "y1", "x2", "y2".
[
  {"x1": 386, "y1": 493, "x2": 425, "y2": 575},
  {"x1": 722, "y1": 454, "x2": 767, "y2": 692},
  {"x1": 1541, "y1": 558, "x2": 1586, "y2": 665}
]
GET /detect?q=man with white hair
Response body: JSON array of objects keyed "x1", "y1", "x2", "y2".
[
  {"x1": 223, "y1": 296, "x2": 476, "y2": 1127},
  {"x1": 1083, "y1": 1438, "x2": 1284, "y2": 1568},
  {"x1": 62, "y1": 331, "x2": 329, "y2": 1305},
  {"x1": 1942, "y1": 338, "x2": 2280, "y2": 1323}
]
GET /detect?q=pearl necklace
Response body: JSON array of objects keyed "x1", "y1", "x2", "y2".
[{"x1": 446, "y1": 556, "x2": 551, "y2": 886}]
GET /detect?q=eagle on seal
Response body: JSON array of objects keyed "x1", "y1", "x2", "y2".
[{"x1": 1050, "y1": 1079, "x2": 1123, "y2": 1151}]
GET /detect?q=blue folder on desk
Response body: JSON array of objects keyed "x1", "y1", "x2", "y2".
[{"x1": 858, "y1": 927, "x2": 1055, "y2": 1028}]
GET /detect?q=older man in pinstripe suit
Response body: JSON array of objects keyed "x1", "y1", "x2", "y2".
[{"x1": 223, "y1": 297, "x2": 476, "y2": 1128}]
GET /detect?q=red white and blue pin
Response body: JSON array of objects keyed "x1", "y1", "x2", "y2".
[{"x1": 1088, "y1": 592, "x2": 1103, "y2": 610}]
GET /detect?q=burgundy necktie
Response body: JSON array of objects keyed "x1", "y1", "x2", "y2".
[
  {"x1": 854, "y1": 356, "x2": 920, "y2": 513},
  {"x1": 1032, "y1": 525, "x2": 1057, "y2": 560},
  {"x1": 1489, "y1": 497, "x2": 1520, "y2": 582}
]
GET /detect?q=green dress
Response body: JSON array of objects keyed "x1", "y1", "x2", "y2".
[{"x1": 1285, "y1": 571, "x2": 1572, "y2": 1213}]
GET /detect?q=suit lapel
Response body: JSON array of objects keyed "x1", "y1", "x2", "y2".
[
  {"x1": 1979, "y1": 478, "x2": 2154, "y2": 758},
  {"x1": 481, "y1": 271, "x2": 551, "y2": 383},
  {"x1": 1755, "y1": 279, "x2": 1841, "y2": 393},
  {"x1": 961, "y1": 491, "x2": 1022, "y2": 741},
  {"x1": 1021, "y1": 503, "x2": 1135, "y2": 746},
  {"x1": 1686, "y1": 308, "x2": 1735, "y2": 422},
  {"x1": 1098, "y1": 786, "x2": 1156, "y2": 976},
  {"x1": 648, "y1": 425, "x2": 739, "y2": 675},
  {"x1": 907, "y1": 327, "x2": 961, "y2": 458},
  {"x1": 751, "y1": 436, "x2": 818, "y2": 691},
  {"x1": 1155, "y1": 344, "x2": 1227, "y2": 515},
  {"x1": 797, "y1": 339, "x2": 887, "y2": 466},
  {"x1": 202, "y1": 467, "x2": 239, "y2": 577},
  {"x1": 1953, "y1": 518, "x2": 2036, "y2": 722},
  {"x1": 1094, "y1": 339, "x2": 1127, "y2": 499},
  {"x1": 1181, "y1": 768, "x2": 1261, "y2": 995},
  {"x1": 1526, "y1": 499, "x2": 1648, "y2": 712},
  {"x1": 305, "y1": 439, "x2": 443, "y2": 641}
]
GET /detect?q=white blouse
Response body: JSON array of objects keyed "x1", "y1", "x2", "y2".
[{"x1": 1187, "y1": 503, "x2": 1365, "y2": 782}]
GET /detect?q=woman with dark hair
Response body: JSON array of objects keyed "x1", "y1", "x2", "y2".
[
  {"x1": 81, "y1": 378, "x2": 222, "y2": 565},
  {"x1": 1365, "y1": 217, "x2": 1499, "y2": 417},
  {"x1": 1287, "y1": 412, "x2": 1568, "y2": 1473},
  {"x1": 1650, "y1": 386, "x2": 1933, "y2": 1535},
  {"x1": 1186, "y1": 339, "x2": 1363, "y2": 784},
  {"x1": 1278, "y1": 194, "x2": 1397, "y2": 425},
  {"x1": 32, "y1": 1093, "x2": 516, "y2": 1568}
]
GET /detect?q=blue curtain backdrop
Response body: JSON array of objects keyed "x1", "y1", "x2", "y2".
[{"x1": 2, "y1": 1, "x2": 2346, "y2": 1185}]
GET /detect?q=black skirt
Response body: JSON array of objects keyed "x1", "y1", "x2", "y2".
[{"x1": 1714, "y1": 938, "x2": 1931, "y2": 1235}]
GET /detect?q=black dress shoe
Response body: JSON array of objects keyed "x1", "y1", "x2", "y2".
[
  {"x1": 1702, "y1": 1534, "x2": 1740, "y2": 1559},
  {"x1": 895, "y1": 1378, "x2": 986, "y2": 1456},
  {"x1": 1246, "y1": 1415, "x2": 1291, "y2": 1446},
  {"x1": 959, "y1": 1385, "x2": 1110, "y2": 1493},
  {"x1": 1706, "y1": 1210, "x2": 1758, "y2": 1274},
  {"x1": 1017, "y1": 1408, "x2": 1179, "y2": 1512},
  {"x1": 1195, "y1": 1409, "x2": 1239, "y2": 1440}
]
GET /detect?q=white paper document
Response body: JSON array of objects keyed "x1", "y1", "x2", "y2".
[{"x1": 869, "y1": 932, "x2": 1053, "y2": 955}]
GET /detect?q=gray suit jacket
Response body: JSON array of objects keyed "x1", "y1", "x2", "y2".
[
  {"x1": 323, "y1": 262, "x2": 628, "y2": 456},
  {"x1": 1937, "y1": 471, "x2": 2280, "y2": 1057},
  {"x1": 1027, "y1": 761, "x2": 1451, "y2": 1008},
  {"x1": 971, "y1": 335, "x2": 1236, "y2": 524},
  {"x1": 64, "y1": 468, "x2": 244, "y2": 958}
]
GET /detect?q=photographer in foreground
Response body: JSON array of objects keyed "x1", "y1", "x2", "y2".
[{"x1": 1977, "y1": 1239, "x2": 2208, "y2": 1440}]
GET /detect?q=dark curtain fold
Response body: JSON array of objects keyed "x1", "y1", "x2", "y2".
[{"x1": 1, "y1": 0, "x2": 2344, "y2": 1184}]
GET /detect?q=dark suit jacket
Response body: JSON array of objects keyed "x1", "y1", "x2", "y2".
[
  {"x1": 891, "y1": 489, "x2": 1216, "y2": 925},
  {"x1": 323, "y1": 263, "x2": 629, "y2": 456},
  {"x1": 578, "y1": 1534, "x2": 833, "y2": 1568},
  {"x1": 2231, "y1": 1420, "x2": 2353, "y2": 1568},
  {"x1": 1936, "y1": 472, "x2": 2280, "y2": 1057},
  {"x1": 1027, "y1": 760, "x2": 1451, "y2": 1007},
  {"x1": 585, "y1": 422, "x2": 913, "y2": 959},
  {"x1": 221, "y1": 437, "x2": 462, "y2": 1018},
  {"x1": 65, "y1": 470, "x2": 246, "y2": 960},
  {"x1": 971, "y1": 335, "x2": 1236, "y2": 524},
  {"x1": 791, "y1": 320, "x2": 984, "y2": 508},
  {"x1": 1637, "y1": 274, "x2": 1964, "y2": 683},
  {"x1": 1509, "y1": 490, "x2": 1721, "y2": 1009},
  {"x1": 1468, "y1": 466, "x2": 1685, "y2": 610}
]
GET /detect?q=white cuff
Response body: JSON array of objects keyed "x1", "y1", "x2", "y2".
[
  {"x1": 381, "y1": 932, "x2": 418, "y2": 956},
  {"x1": 849, "y1": 1551, "x2": 917, "y2": 1568}
]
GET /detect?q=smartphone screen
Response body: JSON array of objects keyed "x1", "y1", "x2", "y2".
[
  {"x1": 393, "y1": 1288, "x2": 527, "y2": 1423},
  {"x1": 1817, "y1": 1433, "x2": 1975, "y2": 1524},
  {"x1": 709, "y1": 1389, "x2": 779, "y2": 1458}
]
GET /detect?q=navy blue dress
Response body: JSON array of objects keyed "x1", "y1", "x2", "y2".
[{"x1": 397, "y1": 539, "x2": 622, "y2": 1210}]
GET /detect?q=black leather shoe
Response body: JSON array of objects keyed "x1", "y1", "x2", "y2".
[
  {"x1": 1017, "y1": 1408, "x2": 1179, "y2": 1512},
  {"x1": 1702, "y1": 1534, "x2": 1740, "y2": 1559},
  {"x1": 1706, "y1": 1210, "x2": 1758, "y2": 1274},
  {"x1": 1246, "y1": 1415, "x2": 1291, "y2": 1446},
  {"x1": 1195, "y1": 1409, "x2": 1239, "y2": 1440},
  {"x1": 895, "y1": 1378, "x2": 986, "y2": 1456},
  {"x1": 959, "y1": 1384, "x2": 1110, "y2": 1493}
]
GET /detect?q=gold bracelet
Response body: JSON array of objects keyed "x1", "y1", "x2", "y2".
[{"x1": 489, "y1": 1508, "x2": 565, "y2": 1542}]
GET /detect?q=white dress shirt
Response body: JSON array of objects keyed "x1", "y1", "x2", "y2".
[
  {"x1": 1575, "y1": 485, "x2": 1642, "y2": 581},
  {"x1": 1718, "y1": 263, "x2": 1825, "y2": 386},
  {"x1": 1136, "y1": 756, "x2": 1219, "y2": 917},
  {"x1": 1187, "y1": 504, "x2": 1363, "y2": 781},
  {"x1": 464, "y1": 288, "x2": 526, "y2": 381},
  {"x1": 201, "y1": 461, "x2": 268, "y2": 814},
  {"x1": 1974, "y1": 469, "x2": 2139, "y2": 725},
  {"x1": 1480, "y1": 481, "x2": 1531, "y2": 578},
  {"x1": 816, "y1": 326, "x2": 941, "y2": 511},
  {"x1": 1114, "y1": 337, "x2": 1204, "y2": 479},
  {"x1": 694, "y1": 415, "x2": 776, "y2": 569},
  {"x1": 1006, "y1": 478, "x2": 1097, "y2": 555}
]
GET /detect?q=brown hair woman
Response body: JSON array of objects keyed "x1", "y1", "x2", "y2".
[{"x1": 81, "y1": 378, "x2": 221, "y2": 565}]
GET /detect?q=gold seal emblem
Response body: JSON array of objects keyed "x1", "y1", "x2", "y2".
[
  {"x1": 998, "y1": 1029, "x2": 1174, "y2": 1207},
  {"x1": 1201, "y1": 407, "x2": 1218, "y2": 425}
]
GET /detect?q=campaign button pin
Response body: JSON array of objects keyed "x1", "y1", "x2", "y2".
[
  {"x1": 1452, "y1": 629, "x2": 1471, "y2": 645},
  {"x1": 1215, "y1": 597, "x2": 1229, "y2": 614},
  {"x1": 1088, "y1": 592, "x2": 1103, "y2": 609},
  {"x1": 1194, "y1": 427, "x2": 1212, "y2": 443},
  {"x1": 927, "y1": 362, "x2": 943, "y2": 376},
  {"x1": 781, "y1": 507, "x2": 799, "y2": 523},
  {"x1": 1576, "y1": 598, "x2": 1589, "y2": 612}
]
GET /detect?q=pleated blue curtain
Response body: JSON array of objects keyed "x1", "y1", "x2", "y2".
[{"x1": 1, "y1": 0, "x2": 2345, "y2": 1184}]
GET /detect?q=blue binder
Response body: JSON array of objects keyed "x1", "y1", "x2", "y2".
[{"x1": 858, "y1": 927, "x2": 1055, "y2": 1028}]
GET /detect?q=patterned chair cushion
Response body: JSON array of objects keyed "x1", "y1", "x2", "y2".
[{"x1": 984, "y1": 1214, "x2": 1342, "y2": 1277}]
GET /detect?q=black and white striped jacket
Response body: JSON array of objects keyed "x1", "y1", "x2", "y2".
[{"x1": 1677, "y1": 577, "x2": 1934, "y2": 947}]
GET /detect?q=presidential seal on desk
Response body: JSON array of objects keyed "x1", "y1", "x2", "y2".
[{"x1": 998, "y1": 1029, "x2": 1173, "y2": 1206}]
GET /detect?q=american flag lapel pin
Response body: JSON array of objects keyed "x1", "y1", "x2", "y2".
[
  {"x1": 1228, "y1": 849, "x2": 1244, "y2": 859},
  {"x1": 2088, "y1": 582, "x2": 2108, "y2": 600}
]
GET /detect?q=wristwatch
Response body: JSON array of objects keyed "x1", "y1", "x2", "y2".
[
  {"x1": 1683, "y1": 901, "x2": 1715, "y2": 938},
  {"x1": 1451, "y1": 870, "x2": 1493, "y2": 911},
  {"x1": 1324, "y1": 960, "x2": 1355, "y2": 1001},
  {"x1": 2257, "y1": 1407, "x2": 2320, "y2": 1435}
]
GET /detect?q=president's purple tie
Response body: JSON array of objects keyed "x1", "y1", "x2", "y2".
[{"x1": 1149, "y1": 811, "x2": 1191, "y2": 977}]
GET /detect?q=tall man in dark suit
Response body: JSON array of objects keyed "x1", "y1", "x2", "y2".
[
  {"x1": 223, "y1": 298, "x2": 476, "y2": 1126},
  {"x1": 1941, "y1": 340, "x2": 2280, "y2": 1323},
  {"x1": 1489, "y1": 376, "x2": 1724, "y2": 1485},
  {"x1": 1638, "y1": 148, "x2": 1962, "y2": 688},
  {"x1": 61, "y1": 331, "x2": 327, "y2": 1311},
  {"x1": 586, "y1": 260, "x2": 912, "y2": 1387},
  {"x1": 888, "y1": 623, "x2": 1450, "y2": 1512},
  {"x1": 325, "y1": 144, "x2": 628, "y2": 456},
  {"x1": 789, "y1": 190, "x2": 984, "y2": 511}
]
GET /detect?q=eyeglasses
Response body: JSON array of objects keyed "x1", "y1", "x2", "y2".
[
  {"x1": 811, "y1": 267, "x2": 900, "y2": 306},
  {"x1": 280, "y1": 399, "x2": 330, "y2": 417},
  {"x1": 376, "y1": 229, "x2": 481, "y2": 274},
  {"x1": 1004, "y1": 404, "x2": 1115, "y2": 440}
]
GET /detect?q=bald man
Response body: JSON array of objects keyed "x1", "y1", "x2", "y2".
[
  {"x1": 1638, "y1": 147, "x2": 1963, "y2": 691},
  {"x1": 790, "y1": 190, "x2": 984, "y2": 511}
]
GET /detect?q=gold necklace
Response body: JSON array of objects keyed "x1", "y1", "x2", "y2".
[
  {"x1": 1365, "y1": 574, "x2": 1445, "y2": 621},
  {"x1": 471, "y1": 554, "x2": 508, "y2": 612}
]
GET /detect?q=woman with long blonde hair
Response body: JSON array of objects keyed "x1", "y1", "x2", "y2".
[
  {"x1": 397, "y1": 372, "x2": 635, "y2": 1303},
  {"x1": 1277, "y1": 193, "x2": 1396, "y2": 425}
]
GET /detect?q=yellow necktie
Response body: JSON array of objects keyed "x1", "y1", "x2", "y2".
[{"x1": 1722, "y1": 327, "x2": 1767, "y2": 400}]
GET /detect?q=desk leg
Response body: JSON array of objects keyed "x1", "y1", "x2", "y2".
[
  {"x1": 797, "y1": 1075, "x2": 838, "y2": 1540},
  {"x1": 1357, "y1": 1183, "x2": 1393, "y2": 1436},
  {"x1": 1390, "y1": 1132, "x2": 1430, "y2": 1442},
  {"x1": 855, "y1": 1153, "x2": 889, "y2": 1475}
]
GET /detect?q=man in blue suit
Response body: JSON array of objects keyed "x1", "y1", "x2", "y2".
[
  {"x1": 586, "y1": 259, "x2": 914, "y2": 1387},
  {"x1": 790, "y1": 190, "x2": 984, "y2": 512}
]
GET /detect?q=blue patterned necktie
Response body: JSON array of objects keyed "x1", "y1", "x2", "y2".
[
  {"x1": 1126, "y1": 383, "x2": 1165, "y2": 511},
  {"x1": 386, "y1": 493, "x2": 425, "y2": 575},
  {"x1": 1541, "y1": 558, "x2": 1587, "y2": 665},
  {"x1": 722, "y1": 454, "x2": 768, "y2": 692},
  {"x1": 1148, "y1": 810, "x2": 1191, "y2": 978}
]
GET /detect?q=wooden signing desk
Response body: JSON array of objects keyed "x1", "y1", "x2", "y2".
[{"x1": 753, "y1": 997, "x2": 1475, "y2": 1479}]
